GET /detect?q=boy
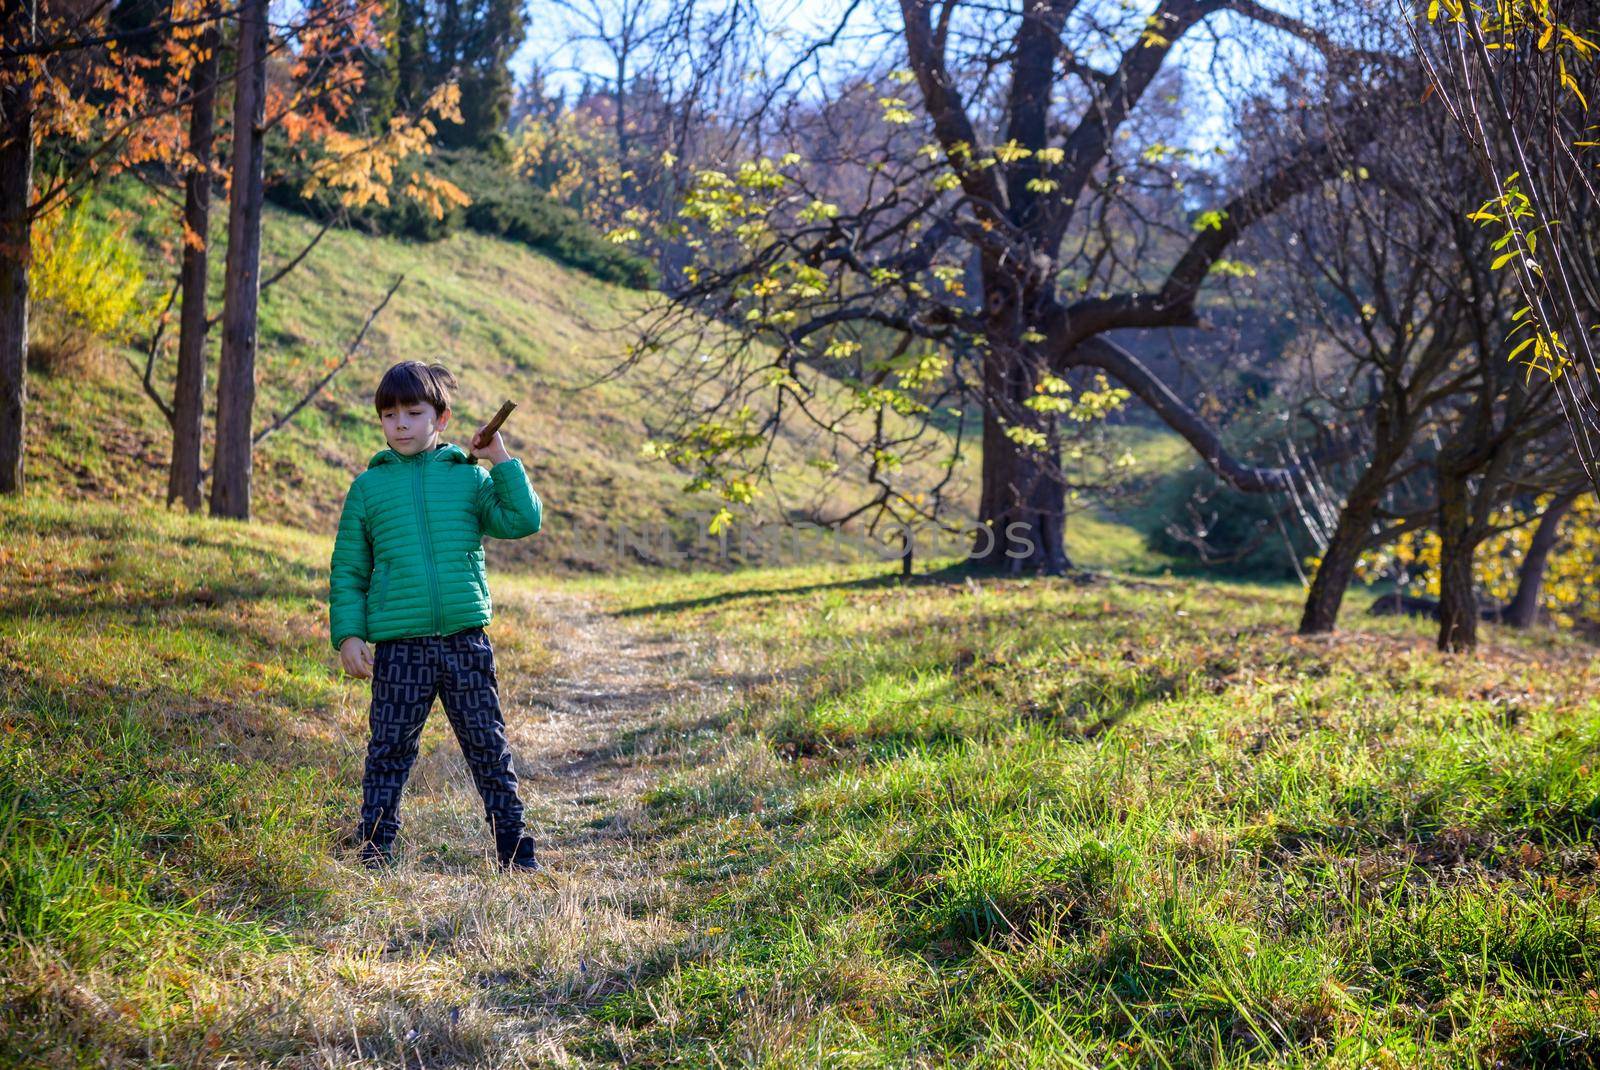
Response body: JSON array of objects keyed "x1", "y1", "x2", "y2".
[{"x1": 328, "y1": 360, "x2": 543, "y2": 871}]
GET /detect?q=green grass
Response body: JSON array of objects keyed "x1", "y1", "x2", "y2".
[
  {"x1": 22, "y1": 181, "x2": 1590, "y2": 1066},
  {"x1": 0, "y1": 498, "x2": 347, "y2": 1062},
  {"x1": 5, "y1": 489, "x2": 1599, "y2": 1065},
  {"x1": 0, "y1": 496, "x2": 568, "y2": 1064},
  {"x1": 573, "y1": 557, "x2": 1600, "y2": 1067}
]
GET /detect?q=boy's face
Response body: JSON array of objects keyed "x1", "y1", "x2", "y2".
[{"x1": 380, "y1": 401, "x2": 450, "y2": 456}]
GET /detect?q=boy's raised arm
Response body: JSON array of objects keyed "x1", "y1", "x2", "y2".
[
  {"x1": 476, "y1": 458, "x2": 543, "y2": 540},
  {"x1": 329, "y1": 479, "x2": 373, "y2": 651}
]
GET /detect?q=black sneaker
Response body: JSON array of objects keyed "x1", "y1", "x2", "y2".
[
  {"x1": 358, "y1": 838, "x2": 395, "y2": 869},
  {"x1": 496, "y1": 834, "x2": 540, "y2": 872}
]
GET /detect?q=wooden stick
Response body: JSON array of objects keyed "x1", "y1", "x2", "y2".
[{"x1": 472, "y1": 400, "x2": 517, "y2": 450}]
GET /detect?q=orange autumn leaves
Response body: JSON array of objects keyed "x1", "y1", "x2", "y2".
[
  {"x1": 302, "y1": 83, "x2": 472, "y2": 218},
  {"x1": 4, "y1": 0, "x2": 465, "y2": 228}
]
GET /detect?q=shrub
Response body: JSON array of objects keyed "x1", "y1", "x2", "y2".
[
  {"x1": 28, "y1": 197, "x2": 150, "y2": 375},
  {"x1": 1144, "y1": 462, "x2": 1310, "y2": 579}
]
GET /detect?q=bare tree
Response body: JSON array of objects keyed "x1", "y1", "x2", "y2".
[
  {"x1": 1259, "y1": 87, "x2": 1500, "y2": 634},
  {"x1": 1276, "y1": 212, "x2": 1471, "y2": 631},
  {"x1": 614, "y1": 0, "x2": 1394, "y2": 572},
  {"x1": 1274, "y1": 119, "x2": 1579, "y2": 648},
  {"x1": 532, "y1": 0, "x2": 758, "y2": 279},
  {"x1": 550, "y1": 0, "x2": 657, "y2": 166},
  {"x1": 1429, "y1": 252, "x2": 1575, "y2": 651}
]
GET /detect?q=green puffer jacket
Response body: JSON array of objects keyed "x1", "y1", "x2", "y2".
[{"x1": 328, "y1": 442, "x2": 543, "y2": 651}]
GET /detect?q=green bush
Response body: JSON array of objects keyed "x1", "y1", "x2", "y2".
[
  {"x1": 1144, "y1": 462, "x2": 1310, "y2": 579},
  {"x1": 265, "y1": 146, "x2": 654, "y2": 289}
]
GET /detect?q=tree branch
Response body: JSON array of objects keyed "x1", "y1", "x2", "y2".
[
  {"x1": 1226, "y1": 0, "x2": 1395, "y2": 66},
  {"x1": 1064, "y1": 335, "x2": 1296, "y2": 491},
  {"x1": 197, "y1": 275, "x2": 402, "y2": 483},
  {"x1": 1049, "y1": 0, "x2": 1224, "y2": 229},
  {"x1": 1048, "y1": 105, "x2": 1380, "y2": 351},
  {"x1": 126, "y1": 281, "x2": 181, "y2": 426},
  {"x1": 899, "y1": 0, "x2": 1007, "y2": 211},
  {"x1": 1003, "y1": 0, "x2": 1077, "y2": 224},
  {"x1": 252, "y1": 275, "x2": 402, "y2": 449},
  {"x1": 0, "y1": 7, "x2": 238, "y2": 58}
]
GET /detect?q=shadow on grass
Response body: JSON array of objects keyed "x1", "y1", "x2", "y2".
[
  {"x1": 0, "y1": 578, "x2": 318, "y2": 623},
  {"x1": 610, "y1": 560, "x2": 1108, "y2": 619},
  {"x1": 756, "y1": 654, "x2": 1192, "y2": 766},
  {"x1": 0, "y1": 528, "x2": 326, "y2": 623}
]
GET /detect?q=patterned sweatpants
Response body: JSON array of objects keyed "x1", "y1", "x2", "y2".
[{"x1": 358, "y1": 627, "x2": 525, "y2": 847}]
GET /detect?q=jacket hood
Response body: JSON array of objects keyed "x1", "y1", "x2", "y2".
[{"x1": 367, "y1": 442, "x2": 474, "y2": 469}]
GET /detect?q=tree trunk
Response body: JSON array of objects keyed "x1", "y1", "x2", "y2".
[
  {"x1": 0, "y1": 74, "x2": 33, "y2": 497},
  {"x1": 168, "y1": 20, "x2": 218, "y2": 512},
  {"x1": 1501, "y1": 489, "x2": 1580, "y2": 628},
  {"x1": 210, "y1": 0, "x2": 268, "y2": 520},
  {"x1": 1296, "y1": 419, "x2": 1419, "y2": 634},
  {"x1": 1299, "y1": 488, "x2": 1379, "y2": 634},
  {"x1": 1436, "y1": 470, "x2": 1478, "y2": 652},
  {"x1": 970, "y1": 345, "x2": 1071, "y2": 574},
  {"x1": 615, "y1": 54, "x2": 629, "y2": 170}
]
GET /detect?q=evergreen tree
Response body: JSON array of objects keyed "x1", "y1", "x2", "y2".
[
  {"x1": 509, "y1": 63, "x2": 560, "y2": 129},
  {"x1": 351, "y1": 0, "x2": 401, "y2": 130},
  {"x1": 447, "y1": 0, "x2": 524, "y2": 148},
  {"x1": 392, "y1": 0, "x2": 524, "y2": 149},
  {"x1": 395, "y1": 0, "x2": 430, "y2": 111}
]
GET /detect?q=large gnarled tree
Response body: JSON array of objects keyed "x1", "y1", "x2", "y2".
[{"x1": 627, "y1": 0, "x2": 1390, "y2": 571}]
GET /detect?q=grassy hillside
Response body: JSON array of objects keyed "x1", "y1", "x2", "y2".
[
  {"x1": 24, "y1": 184, "x2": 1189, "y2": 577},
  {"x1": 12, "y1": 159, "x2": 1600, "y2": 1069},
  {"x1": 6, "y1": 492, "x2": 1598, "y2": 1066}
]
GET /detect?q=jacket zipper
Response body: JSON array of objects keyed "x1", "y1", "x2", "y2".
[{"x1": 411, "y1": 458, "x2": 443, "y2": 634}]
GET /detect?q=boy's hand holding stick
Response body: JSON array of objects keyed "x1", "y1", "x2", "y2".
[{"x1": 468, "y1": 400, "x2": 517, "y2": 465}]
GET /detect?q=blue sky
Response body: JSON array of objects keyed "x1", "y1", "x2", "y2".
[
  {"x1": 511, "y1": 0, "x2": 1321, "y2": 154},
  {"x1": 512, "y1": 0, "x2": 860, "y2": 90}
]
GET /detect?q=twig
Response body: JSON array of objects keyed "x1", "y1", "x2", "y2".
[
  {"x1": 261, "y1": 211, "x2": 339, "y2": 293},
  {"x1": 205, "y1": 212, "x2": 341, "y2": 332},
  {"x1": 126, "y1": 281, "x2": 181, "y2": 425},
  {"x1": 250, "y1": 274, "x2": 404, "y2": 448}
]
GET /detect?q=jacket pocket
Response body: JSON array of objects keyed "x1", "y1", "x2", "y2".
[
  {"x1": 372, "y1": 562, "x2": 390, "y2": 612},
  {"x1": 467, "y1": 550, "x2": 488, "y2": 600}
]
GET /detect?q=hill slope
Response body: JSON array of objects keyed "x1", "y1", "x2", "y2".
[{"x1": 26, "y1": 187, "x2": 1182, "y2": 576}]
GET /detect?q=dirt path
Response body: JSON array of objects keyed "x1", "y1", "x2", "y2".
[
  {"x1": 303, "y1": 588, "x2": 732, "y2": 1067},
  {"x1": 500, "y1": 588, "x2": 713, "y2": 860}
]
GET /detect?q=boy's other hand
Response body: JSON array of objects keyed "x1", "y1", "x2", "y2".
[
  {"x1": 340, "y1": 637, "x2": 374, "y2": 679},
  {"x1": 469, "y1": 427, "x2": 513, "y2": 466}
]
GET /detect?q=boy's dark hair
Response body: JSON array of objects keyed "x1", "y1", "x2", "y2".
[{"x1": 375, "y1": 361, "x2": 458, "y2": 417}]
